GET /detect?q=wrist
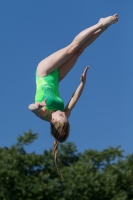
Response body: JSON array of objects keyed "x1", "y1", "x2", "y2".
[
  {"x1": 35, "y1": 103, "x2": 43, "y2": 109},
  {"x1": 38, "y1": 104, "x2": 44, "y2": 108},
  {"x1": 81, "y1": 81, "x2": 86, "y2": 85}
]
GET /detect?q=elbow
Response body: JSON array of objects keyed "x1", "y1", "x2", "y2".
[
  {"x1": 28, "y1": 104, "x2": 35, "y2": 111},
  {"x1": 28, "y1": 103, "x2": 38, "y2": 112},
  {"x1": 28, "y1": 104, "x2": 32, "y2": 111}
]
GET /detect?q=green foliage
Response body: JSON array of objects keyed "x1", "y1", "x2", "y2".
[
  {"x1": 17, "y1": 130, "x2": 39, "y2": 147},
  {"x1": 0, "y1": 130, "x2": 133, "y2": 200}
]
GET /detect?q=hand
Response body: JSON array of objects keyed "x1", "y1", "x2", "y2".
[
  {"x1": 38, "y1": 97, "x2": 48, "y2": 107},
  {"x1": 80, "y1": 66, "x2": 89, "y2": 83}
]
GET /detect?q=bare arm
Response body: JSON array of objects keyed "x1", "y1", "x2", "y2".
[
  {"x1": 28, "y1": 103, "x2": 43, "y2": 112},
  {"x1": 65, "y1": 66, "x2": 89, "y2": 118},
  {"x1": 28, "y1": 98, "x2": 47, "y2": 113}
]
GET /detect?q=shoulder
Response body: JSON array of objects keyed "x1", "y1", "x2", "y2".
[{"x1": 64, "y1": 108, "x2": 71, "y2": 118}]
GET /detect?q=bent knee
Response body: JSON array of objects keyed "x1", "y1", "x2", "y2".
[{"x1": 67, "y1": 44, "x2": 79, "y2": 55}]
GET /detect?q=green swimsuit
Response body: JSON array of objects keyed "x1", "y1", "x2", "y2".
[{"x1": 35, "y1": 69, "x2": 64, "y2": 120}]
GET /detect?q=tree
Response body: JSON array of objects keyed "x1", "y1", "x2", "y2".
[{"x1": 0, "y1": 130, "x2": 133, "y2": 200}]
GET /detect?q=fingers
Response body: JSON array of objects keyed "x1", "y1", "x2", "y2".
[
  {"x1": 80, "y1": 66, "x2": 90, "y2": 82},
  {"x1": 83, "y1": 66, "x2": 90, "y2": 76},
  {"x1": 80, "y1": 75, "x2": 83, "y2": 81},
  {"x1": 39, "y1": 97, "x2": 48, "y2": 106}
]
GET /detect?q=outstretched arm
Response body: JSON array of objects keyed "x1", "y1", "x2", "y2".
[{"x1": 65, "y1": 66, "x2": 89, "y2": 118}]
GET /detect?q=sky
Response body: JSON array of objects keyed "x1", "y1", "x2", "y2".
[{"x1": 0, "y1": 1, "x2": 133, "y2": 155}]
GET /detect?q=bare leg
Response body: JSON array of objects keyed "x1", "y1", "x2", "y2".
[
  {"x1": 59, "y1": 14, "x2": 119, "y2": 81},
  {"x1": 58, "y1": 28, "x2": 105, "y2": 81},
  {"x1": 37, "y1": 14, "x2": 118, "y2": 77},
  {"x1": 37, "y1": 23, "x2": 103, "y2": 77}
]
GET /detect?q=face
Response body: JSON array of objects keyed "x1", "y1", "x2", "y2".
[{"x1": 52, "y1": 110, "x2": 68, "y2": 123}]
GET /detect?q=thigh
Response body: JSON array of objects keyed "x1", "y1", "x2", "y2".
[
  {"x1": 37, "y1": 44, "x2": 74, "y2": 77},
  {"x1": 58, "y1": 52, "x2": 79, "y2": 82},
  {"x1": 58, "y1": 45, "x2": 86, "y2": 82}
]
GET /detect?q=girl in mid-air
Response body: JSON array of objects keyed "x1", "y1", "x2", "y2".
[{"x1": 29, "y1": 14, "x2": 119, "y2": 179}]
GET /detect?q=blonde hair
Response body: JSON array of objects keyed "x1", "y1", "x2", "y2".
[{"x1": 51, "y1": 121, "x2": 70, "y2": 179}]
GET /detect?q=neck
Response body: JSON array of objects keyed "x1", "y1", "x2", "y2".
[{"x1": 48, "y1": 110, "x2": 55, "y2": 123}]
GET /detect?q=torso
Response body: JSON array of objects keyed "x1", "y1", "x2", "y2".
[{"x1": 35, "y1": 69, "x2": 64, "y2": 121}]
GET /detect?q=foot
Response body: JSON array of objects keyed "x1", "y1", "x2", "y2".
[{"x1": 99, "y1": 14, "x2": 119, "y2": 29}]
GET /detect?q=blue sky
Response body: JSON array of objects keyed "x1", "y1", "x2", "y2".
[{"x1": 0, "y1": 1, "x2": 133, "y2": 155}]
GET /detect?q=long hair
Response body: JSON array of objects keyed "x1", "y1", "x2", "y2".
[{"x1": 51, "y1": 121, "x2": 70, "y2": 179}]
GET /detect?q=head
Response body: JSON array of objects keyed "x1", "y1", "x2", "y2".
[
  {"x1": 51, "y1": 110, "x2": 68, "y2": 124},
  {"x1": 50, "y1": 111, "x2": 70, "y2": 179}
]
